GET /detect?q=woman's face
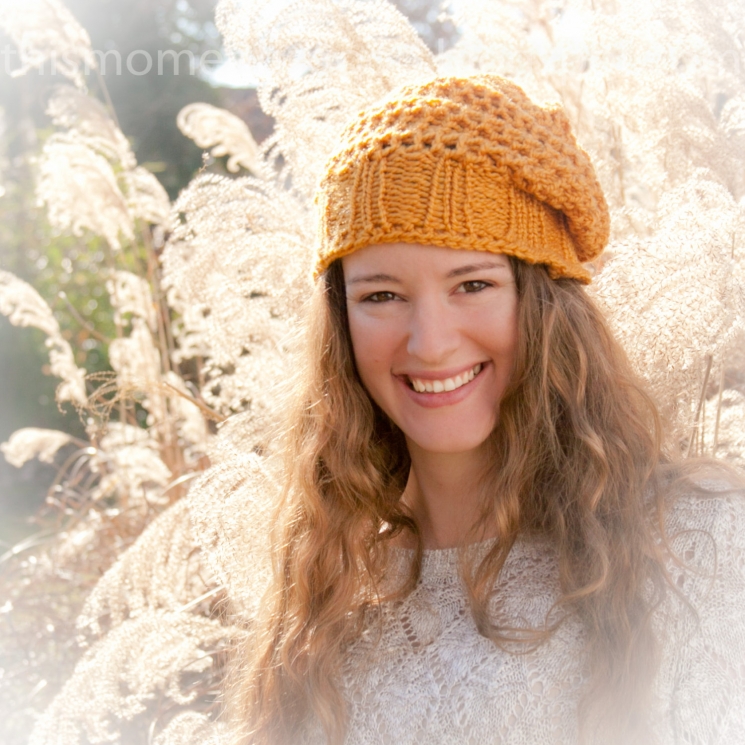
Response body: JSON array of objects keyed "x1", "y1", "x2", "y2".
[{"x1": 343, "y1": 243, "x2": 519, "y2": 455}]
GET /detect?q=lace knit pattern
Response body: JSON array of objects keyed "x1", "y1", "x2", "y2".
[{"x1": 297, "y1": 490, "x2": 745, "y2": 744}]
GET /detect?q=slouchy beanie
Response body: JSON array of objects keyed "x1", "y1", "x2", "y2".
[{"x1": 314, "y1": 75, "x2": 609, "y2": 283}]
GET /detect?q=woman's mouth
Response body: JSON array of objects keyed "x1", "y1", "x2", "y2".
[{"x1": 406, "y1": 363, "x2": 483, "y2": 393}]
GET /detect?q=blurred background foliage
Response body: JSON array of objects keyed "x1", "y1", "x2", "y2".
[
  {"x1": 2, "y1": 0, "x2": 221, "y2": 544},
  {"x1": 0, "y1": 0, "x2": 452, "y2": 545}
]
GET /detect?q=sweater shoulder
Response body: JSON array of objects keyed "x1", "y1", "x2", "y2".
[
  {"x1": 657, "y1": 479, "x2": 745, "y2": 741},
  {"x1": 663, "y1": 476, "x2": 745, "y2": 583},
  {"x1": 659, "y1": 473, "x2": 745, "y2": 608}
]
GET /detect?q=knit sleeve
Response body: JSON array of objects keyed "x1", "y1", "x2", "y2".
[{"x1": 662, "y1": 488, "x2": 745, "y2": 744}]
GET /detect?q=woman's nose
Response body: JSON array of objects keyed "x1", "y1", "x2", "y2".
[{"x1": 406, "y1": 299, "x2": 460, "y2": 365}]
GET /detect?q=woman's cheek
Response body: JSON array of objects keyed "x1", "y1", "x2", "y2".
[{"x1": 355, "y1": 333, "x2": 392, "y2": 391}]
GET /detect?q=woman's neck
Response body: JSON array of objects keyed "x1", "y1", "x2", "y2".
[{"x1": 401, "y1": 441, "x2": 491, "y2": 549}]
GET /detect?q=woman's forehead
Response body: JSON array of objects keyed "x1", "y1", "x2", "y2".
[{"x1": 342, "y1": 242, "x2": 512, "y2": 280}]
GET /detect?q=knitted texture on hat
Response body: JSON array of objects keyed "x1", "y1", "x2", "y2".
[{"x1": 315, "y1": 75, "x2": 610, "y2": 283}]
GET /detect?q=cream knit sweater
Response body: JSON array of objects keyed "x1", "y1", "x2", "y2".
[{"x1": 299, "y1": 490, "x2": 745, "y2": 744}]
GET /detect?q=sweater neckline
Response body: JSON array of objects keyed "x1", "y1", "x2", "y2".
[
  {"x1": 388, "y1": 533, "x2": 551, "y2": 583},
  {"x1": 389, "y1": 537, "x2": 500, "y2": 581}
]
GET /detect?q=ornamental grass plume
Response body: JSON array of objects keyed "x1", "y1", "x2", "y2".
[
  {"x1": 27, "y1": 611, "x2": 236, "y2": 745},
  {"x1": 106, "y1": 271, "x2": 158, "y2": 333},
  {"x1": 0, "y1": 427, "x2": 74, "y2": 468},
  {"x1": 591, "y1": 176, "x2": 745, "y2": 446},
  {"x1": 160, "y1": 172, "x2": 310, "y2": 423},
  {"x1": 151, "y1": 710, "x2": 231, "y2": 745},
  {"x1": 75, "y1": 498, "x2": 213, "y2": 637},
  {"x1": 1, "y1": 0, "x2": 745, "y2": 743},
  {"x1": 0, "y1": 270, "x2": 88, "y2": 405},
  {"x1": 442, "y1": 0, "x2": 745, "y2": 221},
  {"x1": 45, "y1": 86, "x2": 135, "y2": 169},
  {"x1": 215, "y1": 0, "x2": 437, "y2": 197},
  {"x1": 177, "y1": 103, "x2": 262, "y2": 175},
  {"x1": 121, "y1": 167, "x2": 173, "y2": 231},
  {"x1": 703, "y1": 389, "x2": 745, "y2": 466},
  {"x1": 36, "y1": 133, "x2": 135, "y2": 251},
  {"x1": 0, "y1": 0, "x2": 96, "y2": 88},
  {"x1": 37, "y1": 86, "x2": 172, "y2": 251}
]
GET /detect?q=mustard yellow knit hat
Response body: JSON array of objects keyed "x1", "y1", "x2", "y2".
[{"x1": 314, "y1": 75, "x2": 609, "y2": 283}]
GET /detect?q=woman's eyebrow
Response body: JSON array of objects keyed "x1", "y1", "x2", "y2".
[
  {"x1": 446, "y1": 260, "x2": 509, "y2": 278},
  {"x1": 347, "y1": 261, "x2": 508, "y2": 285},
  {"x1": 346, "y1": 272, "x2": 401, "y2": 286}
]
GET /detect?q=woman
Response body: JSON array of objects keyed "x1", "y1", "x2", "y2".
[{"x1": 229, "y1": 76, "x2": 745, "y2": 744}]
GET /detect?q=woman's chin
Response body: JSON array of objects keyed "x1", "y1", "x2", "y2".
[{"x1": 404, "y1": 427, "x2": 493, "y2": 456}]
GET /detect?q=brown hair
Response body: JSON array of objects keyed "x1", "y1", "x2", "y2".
[{"x1": 229, "y1": 256, "x2": 705, "y2": 744}]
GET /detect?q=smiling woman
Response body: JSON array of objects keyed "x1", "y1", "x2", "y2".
[
  {"x1": 343, "y1": 244, "x2": 519, "y2": 548},
  {"x1": 345, "y1": 245, "x2": 517, "y2": 456},
  {"x1": 229, "y1": 76, "x2": 745, "y2": 745}
]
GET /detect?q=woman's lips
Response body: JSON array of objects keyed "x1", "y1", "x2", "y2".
[{"x1": 396, "y1": 362, "x2": 488, "y2": 408}]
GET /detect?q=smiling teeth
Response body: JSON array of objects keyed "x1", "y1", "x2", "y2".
[{"x1": 410, "y1": 363, "x2": 482, "y2": 393}]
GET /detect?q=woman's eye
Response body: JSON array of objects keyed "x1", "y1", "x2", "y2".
[
  {"x1": 363, "y1": 291, "x2": 397, "y2": 303},
  {"x1": 459, "y1": 280, "x2": 491, "y2": 293}
]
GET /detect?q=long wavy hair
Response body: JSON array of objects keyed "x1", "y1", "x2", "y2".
[{"x1": 229, "y1": 255, "x2": 707, "y2": 744}]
